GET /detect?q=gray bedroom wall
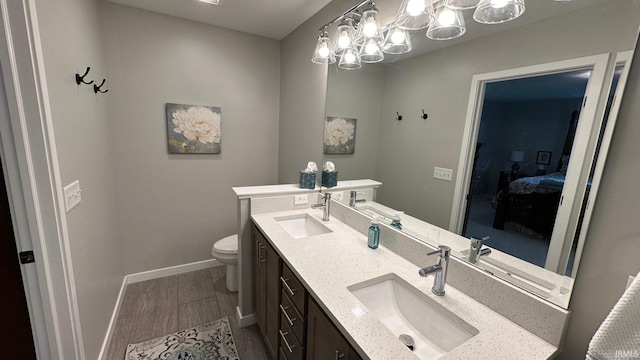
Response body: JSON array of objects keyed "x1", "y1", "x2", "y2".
[
  {"x1": 33, "y1": 0, "x2": 124, "y2": 357},
  {"x1": 99, "y1": 2, "x2": 281, "y2": 274}
]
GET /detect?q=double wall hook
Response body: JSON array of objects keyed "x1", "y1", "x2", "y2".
[
  {"x1": 93, "y1": 79, "x2": 108, "y2": 94},
  {"x1": 75, "y1": 67, "x2": 93, "y2": 85},
  {"x1": 396, "y1": 112, "x2": 403, "y2": 121},
  {"x1": 421, "y1": 109, "x2": 428, "y2": 120}
]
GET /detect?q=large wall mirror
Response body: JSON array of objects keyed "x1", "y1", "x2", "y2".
[{"x1": 322, "y1": 0, "x2": 640, "y2": 308}]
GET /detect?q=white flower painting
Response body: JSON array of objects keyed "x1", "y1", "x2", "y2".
[
  {"x1": 324, "y1": 116, "x2": 356, "y2": 155},
  {"x1": 167, "y1": 103, "x2": 221, "y2": 154}
]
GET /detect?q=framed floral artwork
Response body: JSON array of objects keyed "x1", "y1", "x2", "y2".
[
  {"x1": 324, "y1": 116, "x2": 356, "y2": 155},
  {"x1": 166, "y1": 103, "x2": 221, "y2": 154}
]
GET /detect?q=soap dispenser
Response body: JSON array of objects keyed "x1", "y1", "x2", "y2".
[{"x1": 368, "y1": 216, "x2": 380, "y2": 249}]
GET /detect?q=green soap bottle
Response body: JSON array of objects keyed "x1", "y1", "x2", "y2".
[{"x1": 368, "y1": 216, "x2": 380, "y2": 249}]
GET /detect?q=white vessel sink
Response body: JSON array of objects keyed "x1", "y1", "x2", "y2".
[
  {"x1": 275, "y1": 214, "x2": 331, "y2": 239},
  {"x1": 348, "y1": 274, "x2": 478, "y2": 359}
]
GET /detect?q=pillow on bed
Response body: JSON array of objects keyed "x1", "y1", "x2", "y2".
[{"x1": 560, "y1": 155, "x2": 570, "y2": 175}]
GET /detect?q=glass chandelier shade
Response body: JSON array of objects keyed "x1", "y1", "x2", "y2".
[
  {"x1": 394, "y1": 0, "x2": 435, "y2": 30},
  {"x1": 355, "y1": 8, "x2": 384, "y2": 46},
  {"x1": 473, "y1": 0, "x2": 525, "y2": 24},
  {"x1": 444, "y1": 0, "x2": 481, "y2": 10},
  {"x1": 338, "y1": 48, "x2": 362, "y2": 70},
  {"x1": 381, "y1": 24, "x2": 412, "y2": 55},
  {"x1": 332, "y1": 19, "x2": 357, "y2": 56},
  {"x1": 359, "y1": 37, "x2": 384, "y2": 63},
  {"x1": 311, "y1": 33, "x2": 336, "y2": 64},
  {"x1": 427, "y1": 5, "x2": 466, "y2": 40}
]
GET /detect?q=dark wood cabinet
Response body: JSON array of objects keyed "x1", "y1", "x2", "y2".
[
  {"x1": 252, "y1": 224, "x2": 280, "y2": 360},
  {"x1": 253, "y1": 222, "x2": 362, "y2": 360},
  {"x1": 306, "y1": 297, "x2": 362, "y2": 360}
]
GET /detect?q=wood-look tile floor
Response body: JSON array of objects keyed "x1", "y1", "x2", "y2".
[{"x1": 106, "y1": 266, "x2": 269, "y2": 360}]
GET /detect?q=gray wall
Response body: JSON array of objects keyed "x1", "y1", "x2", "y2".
[
  {"x1": 559, "y1": 33, "x2": 640, "y2": 359},
  {"x1": 34, "y1": 0, "x2": 124, "y2": 357},
  {"x1": 278, "y1": 0, "x2": 360, "y2": 184},
  {"x1": 325, "y1": 65, "x2": 385, "y2": 180},
  {"x1": 281, "y1": 0, "x2": 640, "y2": 358},
  {"x1": 100, "y1": 2, "x2": 281, "y2": 274},
  {"x1": 371, "y1": 2, "x2": 640, "y2": 229}
]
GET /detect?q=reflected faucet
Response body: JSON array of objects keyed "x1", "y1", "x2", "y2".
[
  {"x1": 311, "y1": 193, "x2": 331, "y2": 221},
  {"x1": 419, "y1": 245, "x2": 451, "y2": 296},
  {"x1": 349, "y1": 191, "x2": 366, "y2": 207},
  {"x1": 468, "y1": 236, "x2": 490, "y2": 264}
]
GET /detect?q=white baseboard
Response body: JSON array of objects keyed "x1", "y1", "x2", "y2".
[
  {"x1": 237, "y1": 306, "x2": 256, "y2": 328},
  {"x1": 97, "y1": 277, "x2": 129, "y2": 360},
  {"x1": 97, "y1": 259, "x2": 224, "y2": 359},
  {"x1": 127, "y1": 259, "x2": 222, "y2": 283}
]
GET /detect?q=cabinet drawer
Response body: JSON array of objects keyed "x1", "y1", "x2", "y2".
[
  {"x1": 281, "y1": 290, "x2": 305, "y2": 342},
  {"x1": 281, "y1": 263, "x2": 306, "y2": 313},
  {"x1": 279, "y1": 316, "x2": 304, "y2": 360}
]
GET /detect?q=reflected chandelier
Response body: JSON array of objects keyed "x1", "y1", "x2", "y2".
[{"x1": 312, "y1": 0, "x2": 526, "y2": 69}]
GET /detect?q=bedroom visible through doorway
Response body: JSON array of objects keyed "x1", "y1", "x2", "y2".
[{"x1": 461, "y1": 70, "x2": 590, "y2": 269}]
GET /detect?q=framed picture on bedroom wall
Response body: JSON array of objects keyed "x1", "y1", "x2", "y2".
[{"x1": 536, "y1": 151, "x2": 552, "y2": 165}]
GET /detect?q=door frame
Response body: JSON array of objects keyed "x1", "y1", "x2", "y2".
[
  {"x1": 0, "y1": 0, "x2": 84, "y2": 359},
  {"x1": 450, "y1": 53, "x2": 610, "y2": 273},
  {"x1": 568, "y1": 50, "x2": 635, "y2": 278}
]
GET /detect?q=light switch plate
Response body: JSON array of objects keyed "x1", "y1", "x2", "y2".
[
  {"x1": 434, "y1": 167, "x2": 453, "y2": 182},
  {"x1": 294, "y1": 194, "x2": 308, "y2": 205},
  {"x1": 63, "y1": 180, "x2": 82, "y2": 212}
]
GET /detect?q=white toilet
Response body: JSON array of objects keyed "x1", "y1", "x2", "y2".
[{"x1": 211, "y1": 234, "x2": 239, "y2": 292}]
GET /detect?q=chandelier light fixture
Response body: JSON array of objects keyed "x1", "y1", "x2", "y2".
[{"x1": 311, "y1": 0, "x2": 525, "y2": 69}]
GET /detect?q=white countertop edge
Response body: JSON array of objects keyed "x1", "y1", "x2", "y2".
[
  {"x1": 233, "y1": 179, "x2": 382, "y2": 199},
  {"x1": 251, "y1": 208, "x2": 558, "y2": 360}
]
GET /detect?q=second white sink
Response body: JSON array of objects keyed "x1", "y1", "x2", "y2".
[
  {"x1": 348, "y1": 274, "x2": 478, "y2": 360},
  {"x1": 275, "y1": 214, "x2": 331, "y2": 239}
]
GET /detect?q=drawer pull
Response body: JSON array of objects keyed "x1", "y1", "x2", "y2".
[
  {"x1": 280, "y1": 304, "x2": 297, "y2": 326},
  {"x1": 280, "y1": 276, "x2": 297, "y2": 296},
  {"x1": 335, "y1": 349, "x2": 346, "y2": 360},
  {"x1": 279, "y1": 330, "x2": 295, "y2": 354}
]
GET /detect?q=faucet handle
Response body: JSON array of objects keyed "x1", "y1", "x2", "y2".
[{"x1": 427, "y1": 245, "x2": 451, "y2": 257}]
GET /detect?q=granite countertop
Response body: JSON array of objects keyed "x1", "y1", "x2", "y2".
[{"x1": 251, "y1": 208, "x2": 558, "y2": 360}]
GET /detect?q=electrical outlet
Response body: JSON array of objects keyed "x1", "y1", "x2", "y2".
[
  {"x1": 330, "y1": 191, "x2": 344, "y2": 202},
  {"x1": 434, "y1": 167, "x2": 453, "y2": 182},
  {"x1": 63, "y1": 180, "x2": 82, "y2": 212},
  {"x1": 294, "y1": 194, "x2": 308, "y2": 205}
]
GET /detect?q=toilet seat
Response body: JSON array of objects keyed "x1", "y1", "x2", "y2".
[{"x1": 213, "y1": 234, "x2": 238, "y2": 255}]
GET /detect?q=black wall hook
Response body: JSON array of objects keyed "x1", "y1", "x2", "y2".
[
  {"x1": 93, "y1": 79, "x2": 108, "y2": 94},
  {"x1": 75, "y1": 67, "x2": 93, "y2": 85},
  {"x1": 396, "y1": 112, "x2": 403, "y2": 121},
  {"x1": 421, "y1": 109, "x2": 428, "y2": 120}
]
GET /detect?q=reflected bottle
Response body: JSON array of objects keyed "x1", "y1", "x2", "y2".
[
  {"x1": 391, "y1": 213, "x2": 403, "y2": 230},
  {"x1": 368, "y1": 216, "x2": 380, "y2": 249}
]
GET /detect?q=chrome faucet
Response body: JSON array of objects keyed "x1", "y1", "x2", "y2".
[
  {"x1": 349, "y1": 191, "x2": 366, "y2": 207},
  {"x1": 468, "y1": 236, "x2": 490, "y2": 264},
  {"x1": 419, "y1": 245, "x2": 451, "y2": 296},
  {"x1": 311, "y1": 193, "x2": 331, "y2": 221}
]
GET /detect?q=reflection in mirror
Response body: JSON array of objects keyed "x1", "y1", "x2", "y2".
[{"x1": 322, "y1": 0, "x2": 640, "y2": 308}]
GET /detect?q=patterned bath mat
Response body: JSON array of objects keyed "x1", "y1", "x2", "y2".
[{"x1": 126, "y1": 316, "x2": 239, "y2": 360}]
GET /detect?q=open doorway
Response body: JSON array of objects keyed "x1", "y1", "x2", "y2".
[
  {"x1": 462, "y1": 70, "x2": 590, "y2": 268},
  {"x1": 451, "y1": 53, "x2": 611, "y2": 274}
]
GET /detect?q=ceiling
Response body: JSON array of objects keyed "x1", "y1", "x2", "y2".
[
  {"x1": 105, "y1": 0, "x2": 609, "y2": 48},
  {"x1": 105, "y1": 0, "x2": 332, "y2": 40}
]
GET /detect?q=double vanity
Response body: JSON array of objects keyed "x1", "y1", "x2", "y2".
[{"x1": 234, "y1": 180, "x2": 568, "y2": 359}]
